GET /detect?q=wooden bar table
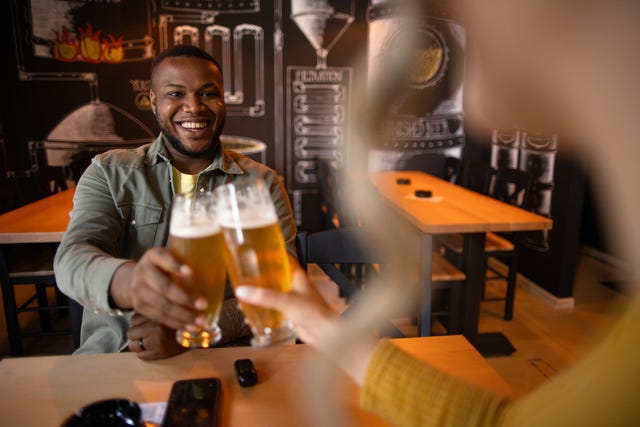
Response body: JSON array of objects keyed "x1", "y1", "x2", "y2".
[
  {"x1": 368, "y1": 171, "x2": 553, "y2": 355},
  {"x1": 0, "y1": 335, "x2": 512, "y2": 426},
  {"x1": 0, "y1": 187, "x2": 74, "y2": 244},
  {"x1": 0, "y1": 188, "x2": 75, "y2": 355}
]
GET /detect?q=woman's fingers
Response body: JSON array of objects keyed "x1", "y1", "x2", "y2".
[{"x1": 235, "y1": 286, "x2": 287, "y2": 310}]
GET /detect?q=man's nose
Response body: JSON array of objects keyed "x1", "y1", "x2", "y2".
[{"x1": 182, "y1": 93, "x2": 205, "y2": 112}]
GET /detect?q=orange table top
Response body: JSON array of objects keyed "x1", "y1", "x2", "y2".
[
  {"x1": 369, "y1": 171, "x2": 553, "y2": 234},
  {"x1": 0, "y1": 188, "x2": 75, "y2": 244},
  {"x1": 0, "y1": 335, "x2": 512, "y2": 426}
]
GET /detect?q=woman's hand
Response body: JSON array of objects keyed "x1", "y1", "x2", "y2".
[
  {"x1": 236, "y1": 267, "x2": 339, "y2": 349},
  {"x1": 234, "y1": 260, "x2": 378, "y2": 384}
]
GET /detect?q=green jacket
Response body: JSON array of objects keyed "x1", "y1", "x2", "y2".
[{"x1": 54, "y1": 134, "x2": 297, "y2": 354}]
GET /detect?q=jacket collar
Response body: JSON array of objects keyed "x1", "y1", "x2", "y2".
[{"x1": 145, "y1": 133, "x2": 244, "y2": 175}]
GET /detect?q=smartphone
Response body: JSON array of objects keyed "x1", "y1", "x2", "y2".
[{"x1": 161, "y1": 377, "x2": 221, "y2": 427}]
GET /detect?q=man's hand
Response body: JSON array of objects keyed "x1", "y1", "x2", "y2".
[
  {"x1": 110, "y1": 247, "x2": 207, "y2": 332},
  {"x1": 127, "y1": 313, "x2": 188, "y2": 360}
]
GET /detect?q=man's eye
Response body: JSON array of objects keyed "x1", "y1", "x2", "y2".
[
  {"x1": 167, "y1": 91, "x2": 183, "y2": 98},
  {"x1": 201, "y1": 91, "x2": 219, "y2": 98}
]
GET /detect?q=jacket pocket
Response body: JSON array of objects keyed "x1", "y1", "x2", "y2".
[{"x1": 120, "y1": 203, "x2": 164, "y2": 258}]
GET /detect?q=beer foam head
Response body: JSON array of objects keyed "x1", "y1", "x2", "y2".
[
  {"x1": 217, "y1": 210, "x2": 277, "y2": 229},
  {"x1": 215, "y1": 178, "x2": 279, "y2": 229},
  {"x1": 170, "y1": 220, "x2": 220, "y2": 237}
]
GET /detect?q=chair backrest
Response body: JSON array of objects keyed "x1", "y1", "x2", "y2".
[
  {"x1": 456, "y1": 159, "x2": 495, "y2": 195},
  {"x1": 491, "y1": 167, "x2": 533, "y2": 208},
  {"x1": 445, "y1": 156, "x2": 461, "y2": 183},
  {"x1": 296, "y1": 228, "x2": 377, "y2": 299},
  {"x1": 296, "y1": 228, "x2": 376, "y2": 266}
]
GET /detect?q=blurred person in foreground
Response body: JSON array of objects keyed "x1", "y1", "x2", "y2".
[
  {"x1": 238, "y1": 261, "x2": 639, "y2": 426},
  {"x1": 236, "y1": 1, "x2": 640, "y2": 426},
  {"x1": 54, "y1": 45, "x2": 296, "y2": 360}
]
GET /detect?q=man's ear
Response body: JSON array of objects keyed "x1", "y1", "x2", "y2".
[{"x1": 149, "y1": 89, "x2": 157, "y2": 115}]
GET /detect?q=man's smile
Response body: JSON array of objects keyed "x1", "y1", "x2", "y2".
[{"x1": 176, "y1": 120, "x2": 211, "y2": 130}]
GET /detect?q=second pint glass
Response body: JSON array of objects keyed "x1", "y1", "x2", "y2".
[
  {"x1": 169, "y1": 193, "x2": 227, "y2": 348},
  {"x1": 216, "y1": 179, "x2": 295, "y2": 347}
]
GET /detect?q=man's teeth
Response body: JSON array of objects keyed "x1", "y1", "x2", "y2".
[{"x1": 180, "y1": 121, "x2": 207, "y2": 129}]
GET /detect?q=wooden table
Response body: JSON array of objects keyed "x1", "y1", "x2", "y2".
[
  {"x1": 0, "y1": 335, "x2": 512, "y2": 426},
  {"x1": 0, "y1": 188, "x2": 74, "y2": 244},
  {"x1": 368, "y1": 171, "x2": 553, "y2": 354},
  {"x1": 0, "y1": 188, "x2": 75, "y2": 355}
]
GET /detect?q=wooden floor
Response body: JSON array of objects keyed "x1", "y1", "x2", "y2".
[
  {"x1": 0, "y1": 248, "x2": 633, "y2": 399},
  {"x1": 476, "y1": 253, "x2": 631, "y2": 397}
]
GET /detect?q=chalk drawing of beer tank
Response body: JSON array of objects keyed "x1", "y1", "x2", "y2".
[
  {"x1": 366, "y1": 0, "x2": 466, "y2": 173},
  {"x1": 285, "y1": 0, "x2": 355, "y2": 225}
]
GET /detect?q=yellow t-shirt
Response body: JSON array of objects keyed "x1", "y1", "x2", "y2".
[{"x1": 172, "y1": 166, "x2": 199, "y2": 195}]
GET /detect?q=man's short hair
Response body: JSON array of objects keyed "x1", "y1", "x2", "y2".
[{"x1": 150, "y1": 45, "x2": 223, "y2": 84}]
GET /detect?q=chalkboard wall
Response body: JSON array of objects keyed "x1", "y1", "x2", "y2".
[{"x1": 1, "y1": 1, "x2": 588, "y2": 298}]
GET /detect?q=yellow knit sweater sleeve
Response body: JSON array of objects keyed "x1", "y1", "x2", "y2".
[
  {"x1": 361, "y1": 293, "x2": 640, "y2": 427},
  {"x1": 361, "y1": 339, "x2": 508, "y2": 427}
]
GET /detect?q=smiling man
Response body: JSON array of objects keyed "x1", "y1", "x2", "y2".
[{"x1": 54, "y1": 45, "x2": 297, "y2": 360}]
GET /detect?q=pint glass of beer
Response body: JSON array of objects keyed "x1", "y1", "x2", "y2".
[
  {"x1": 216, "y1": 179, "x2": 295, "y2": 347},
  {"x1": 169, "y1": 192, "x2": 227, "y2": 348}
]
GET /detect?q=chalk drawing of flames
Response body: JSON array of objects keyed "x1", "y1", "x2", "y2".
[{"x1": 53, "y1": 23, "x2": 124, "y2": 64}]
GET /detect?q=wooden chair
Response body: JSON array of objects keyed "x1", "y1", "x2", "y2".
[
  {"x1": 0, "y1": 243, "x2": 75, "y2": 355},
  {"x1": 438, "y1": 159, "x2": 497, "y2": 261},
  {"x1": 295, "y1": 228, "x2": 466, "y2": 336},
  {"x1": 454, "y1": 159, "x2": 495, "y2": 195},
  {"x1": 445, "y1": 156, "x2": 461, "y2": 183},
  {"x1": 439, "y1": 167, "x2": 533, "y2": 320}
]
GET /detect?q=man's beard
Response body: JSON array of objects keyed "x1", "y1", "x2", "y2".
[{"x1": 158, "y1": 119, "x2": 218, "y2": 158}]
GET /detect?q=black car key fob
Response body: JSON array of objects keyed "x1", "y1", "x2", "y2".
[{"x1": 234, "y1": 358, "x2": 258, "y2": 387}]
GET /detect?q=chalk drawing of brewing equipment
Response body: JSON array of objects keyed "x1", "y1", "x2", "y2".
[
  {"x1": 286, "y1": 1, "x2": 354, "y2": 225},
  {"x1": 287, "y1": 67, "x2": 352, "y2": 189},
  {"x1": 290, "y1": 0, "x2": 355, "y2": 70},
  {"x1": 286, "y1": 0, "x2": 354, "y2": 185},
  {"x1": 366, "y1": 1, "x2": 466, "y2": 173},
  {"x1": 491, "y1": 129, "x2": 521, "y2": 171},
  {"x1": 519, "y1": 132, "x2": 557, "y2": 252},
  {"x1": 158, "y1": 13, "x2": 265, "y2": 117},
  {"x1": 18, "y1": 71, "x2": 154, "y2": 187}
]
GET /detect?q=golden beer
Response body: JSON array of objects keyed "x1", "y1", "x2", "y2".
[
  {"x1": 222, "y1": 219, "x2": 293, "y2": 345},
  {"x1": 169, "y1": 206, "x2": 227, "y2": 348},
  {"x1": 216, "y1": 178, "x2": 295, "y2": 346}
]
